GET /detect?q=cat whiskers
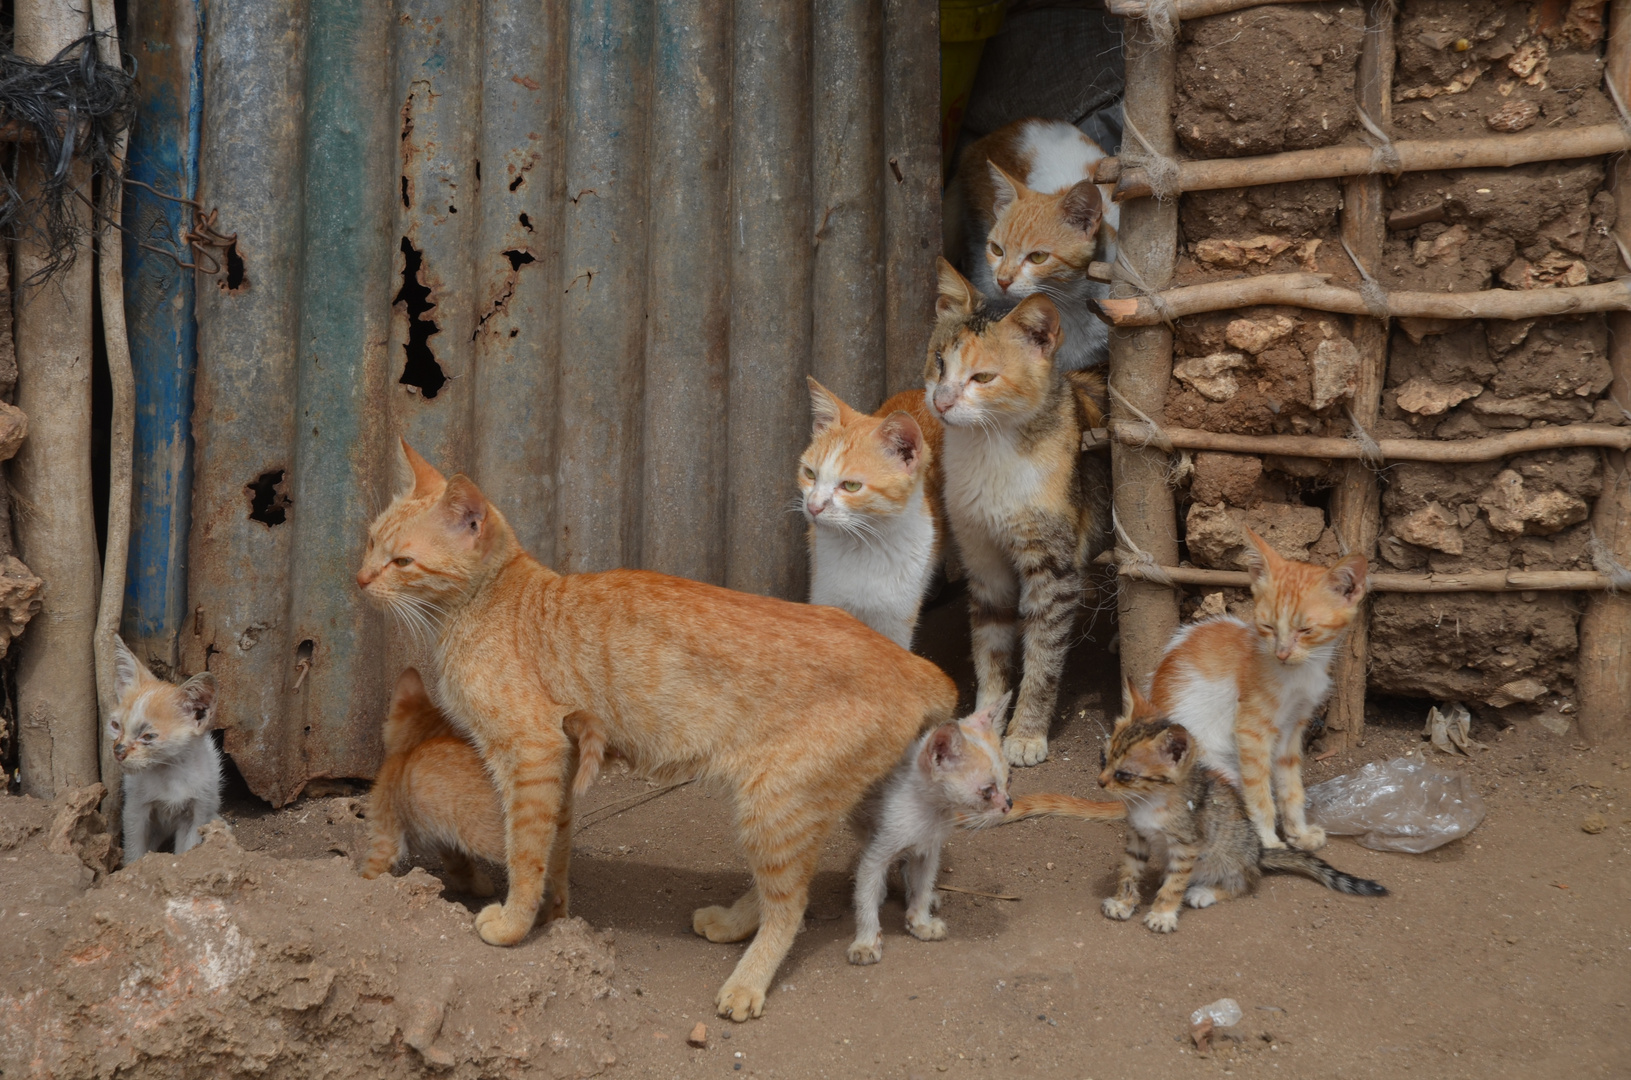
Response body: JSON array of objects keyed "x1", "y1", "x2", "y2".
[{"x1": 386, "y1": 594, "x2": 446, "y2": 645}]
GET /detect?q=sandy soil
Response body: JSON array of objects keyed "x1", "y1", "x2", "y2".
[{"x1": 3, "y1": 593, "x2": 1626, "y2": 1078}]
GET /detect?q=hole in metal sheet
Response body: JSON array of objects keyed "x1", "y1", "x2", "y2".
[
  {"x1": 509, "y1": 174, "x2": 525, "y2": 192},
  {"x1": 518, "y1": 212, "x2": 533, "y2": 232},
  {"x1": 401, "y1": 175, "x2": 411, "y2": 209},
  {"x1": 509, "y1": 328, "x2": 519, "y2": 338},
  {"x1": 246, "y1": 469, "x2": 291, "y2": 527},
  {"x1": 503, "y1": 249, "x2": 536, "y2": 272},
  {"x1": 395, "y1": 236, "x2": 447, "y2": 399},
  {"x1": 293, "y1": 639, "x2": 315, "y2": 690},
  {"x1": 220, "y1": 240, "x2": 247, "y2": 292},
  {"x1": 475, "y1": 160, "x2": 482, "y2": 184},
  {"x1": 449, "y1": 204, "x2": 458, "y2": 214}
]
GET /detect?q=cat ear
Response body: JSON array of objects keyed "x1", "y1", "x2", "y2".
[
  {"x1": 936, "y1": 256, "x2": 976, "y2": 319},
  {"x1": 1326, "y1": 554, "x2": 1368, "y2": 605},
  {"x1": 393, "y1": 666, "x2": 428, "y2": 709},
  {"x1": 396, "y1": 438, "x2": 444, "y2": 498},
  {"x1": 807, "y1": 376, "x2": 845, "y2": 434},
  {"x1": 1121, "y1": 676, "x2": 1155, "y2": 721},
  {"x1": 922, "y1": 723, "x2": 966, "y2": 771},
  {"x1": 179, "y1": 672, "x2": 218, "y2": 732},
  {"x1": 966, "y1": 692, "x2": 1012, "y2": 732},
  {"x1": 1008, "y1": 294, "x2": 1061, "y2": 356},
  {"x1": 1159, "y1": 725, "x2": 1192, "y2": 766},
  {"x1": 987, "y1": 162, "x2": 1026, "y2": 216},
  {"x1": 876, "y1": 411, "x2": 926, "y2": 472},
  {"x1": 1061, "y1": 178, "x2": 1104, "y2": 236},
  {"x1": 112, "y1": 635, "x2": 149, "y2": 699},
  {"x1": 1240, "y1": 526, "x2": 1277, "y2": 584},
  {"x1": 440, "y1": 475, "x2": 489, "y2": 545}
]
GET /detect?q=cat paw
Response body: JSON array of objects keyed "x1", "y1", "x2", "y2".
[
  {"x1": 715, "y1": 980, "x2": 765, "y2": 1022},
  {"x1": 1003, "y1": 734, "x2": 1049, "y2": 767},
  {"x1": 1101, "y1": 896, "x2": 1136, "y2": 921},
  {"x1": 847, "y1": 936, "x2": 884, "y2": 965},
  {"x1": 1143, "y1": 908, "x2": 1180, "y2": 934},
  {"x1": 1259, "y1": 835, "x2": 1288, "y2": 851},
  {"x1": 1184, "y1": 886, "x2": 1219, "y2": 909},
  {"x1": 906, "y1": 915, "x2": 948, "y2": 941},
  {"x1": 1287, "y1": 825, "x2": 1327, "y2": 852},
  {"x1": 474, "y1": 902, "x2": 533, "y2": 946},
  {"x1": 692, "y1": 904, "x2": 756, "y2": 943}
]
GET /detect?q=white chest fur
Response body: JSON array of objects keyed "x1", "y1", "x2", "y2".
[
  {"x1": 809, "y1": 485, "x2": 937, "y2": 649},
  {"x1": 943, "y1": 426, "x2": 1043, "y2": 540}
]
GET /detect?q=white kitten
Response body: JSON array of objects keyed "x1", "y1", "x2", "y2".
[
  {"x1": 847, "y1": 695, "x2": 1011, "y2": 965},
  {"x1": 108, "y1": 636, "x2": 223, "y2": 862}
]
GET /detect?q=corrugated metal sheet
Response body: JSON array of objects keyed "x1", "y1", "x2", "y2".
[{"x1": 180, "y1": 0, "x2": 940, "y2": 803}]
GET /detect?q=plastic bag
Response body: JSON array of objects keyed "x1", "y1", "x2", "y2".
[
  {"x1": 1190, "y1": 999, "x2": 1242, "y2": 1029},
  {"x1": 1305, "y1": 756, "x2": 1486, "y2": 853}
]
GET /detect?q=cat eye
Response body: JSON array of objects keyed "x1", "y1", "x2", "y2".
[
  {"x1": 1099, "y1": 748, "x2": 1107, "y2": 768},
  {"x1": 140, "y1": 733, "x2": 156, "y2": 744},
  {"x1": 988, "y1": 242, "x2": 1003, "y2": 257},
  {"x1": 1113, "y1": 770, "x2": 1134, "y2": 783},
  {"x1": 393, "y1": 556, "x2": 414, "y2": 567},
  {"x1": 934, "y1": 350, "x2": 945, "y2": 375},
  {"x1": 802, "y1": 467, "x2": 816, "y2": 480},
  {"x1": 841, "y1": 481, "x2": 861, "y2": 492},
  {"x1": 971, "y1": 372, "x2": 996, "y2": 384},
  {"x1": 1027, "y1": 251, "x2": 1047, "y2": 264}
]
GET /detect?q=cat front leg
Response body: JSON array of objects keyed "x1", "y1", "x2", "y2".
[
  {"x1": 960, "y1": 530, "x2": 1018, "y2": 714},
  {"x1": 846, "y1": 842, "x2": 892, "y2": 965},
  {"x1": 121, "y1": 797, "x2": 150, "y2": 865},
  {"x1": 173, "y1": 807, "x2": 205, "y2": 855},
  {"x1": 1102, "y1": 830, "x2": 1147, "y2": 920},
  {"x1": 1004, "y1": 539, "x2": 1083, "y2": 767},
  {"x1": 474, "y1": 716, "x2": 572, "y2": 946},
  {"x1": 1275, "y1": 723, "x2": 1325, "y2": 851},
  {"x1": 1235, "y1": 725, "x2": 1285, "y2": 850},
  {"x1": 903, "y1": 846, "x2": 947, "y2": 942},
  {"x1": 1145, "y1": 841, "x2": 1198, "y2": 933},
  {"x1": 543, "y1": 736, "x2": 581, "y2": 921}
]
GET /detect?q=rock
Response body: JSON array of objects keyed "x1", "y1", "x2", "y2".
[
  {"x1": 1500, "y1": 252, "x2": 1590, "y2": 290},
  {"x1": 688, "y1": 1022, "x2": 709, "y2": 1048},
  {"x1": 1471, "y1": 390, "x2": 1593, "y2": 423},
  {"x1": 1485, "y1": 99, "x2": 1540, "y2": 132},
  {"x1": 1224, "y1": 315, "x2": 1295, "y2": 355},
  {"x1": 0, "y1": 400, "x2": 26, "y2": 461},
  {"x1": 1486, "y1": 677, "x2": 1549, "y2": 708},
  {"x1": 401, "y1": 974, "x2": 456, "y2": 1066},
  {"x1": 1196, "y1": 592, "x2": 1227, "y2": 620},
  {"x1": 1393, "y1": 501, "x2": 1464, "y2": 555},
  {"x1": 1411, "y1": 223, "x2": 1471, "y2": 266},
  {"x1": 1193, "y1": 235, "x2": 1291, "y2": 269},
  {"x1": 1394, "y1": 377, "x2": 1482, "y2": 416},
  {"x1": 1478, "y1": 470, "x2": 1589, "y2": 536},
  {"x1": 0, "y1": 555, "x2": 43, "y2": 658},
  {"x1": 1190, "y1": 452, "x2": 1262, "y2": 507},
  {"x1": 1310, "y1": 338, "x2": 1359, "y2": 410},
  {"x1": 1173, "y1": 352, "x2": 1248, "y2": 403},
  {"x1": 1186, "y1": 501, "x2": 1325, "y2": 568},
  {"x1": 1582, "y1": 813, "x2": 1607, "y2": 834},
  {"x1": 47, "y1": 783, "x2": 118, "y2": 881},
  {"x1": 1396, "y1": 316, "x2": 1456, "y2": 344}
]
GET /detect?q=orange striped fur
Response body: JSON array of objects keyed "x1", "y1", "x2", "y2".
[{"x1": 357, "y1": 441, "x2": 957, "y2": 1021}]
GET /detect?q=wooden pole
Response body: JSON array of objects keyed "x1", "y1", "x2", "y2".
[
  {"x1": 1114, "y1": 563, "x2": 1620, "y2": 593},
  {"x1": 1109, "y1": 23, "x2": 1181, "y2": 691},
  {"x1": 1109, "y1": 0, "x2": 1325, "y2": 18},
  {"x1": 1106, "y1": 420, "x2": 1631, "y2": 462},
  {"x1": 1325, "y1": 0, "x2": 1393, "y2": 750},
  {"x1": 91, "y1": 0, "x2": 133, "y2": 827},
  {"x1": 1094, "y1": 275, "x2": 1631, "y2": 325},
  {"x1": 10, "y1": 0, "x2": 99, "y2": 798},
  {"x1": 1098, "y1": 123, "x2": 1631, "y2": 199},
  {"x1": 1578, "y1": 0, "x2": 1631, "y2": 745}
]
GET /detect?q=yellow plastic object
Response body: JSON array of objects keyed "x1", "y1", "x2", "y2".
[{"x1": 940, "y1": 0, "x2": 1006, "y2": 177}]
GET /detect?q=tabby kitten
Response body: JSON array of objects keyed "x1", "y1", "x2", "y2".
[
  {"x1": 800, "y1": 377, "x2": 943, "y2": 649},
  {"x1": 926, "y1": 258, "x2": 1111, "y2": 767},
  {"x1": 1099, "y1": 680, "x2": 1386, "y2": 933},
  {"x1": 954, "y1": 117, "x2": 1118, "y2": 371},
  {"x1": 108, "y1": 636, "x2": 222, "y2": 862},
  {"x1": 848, "y1": 694, "x2": 1011, "y2": 966},
  {"x1": 357, "y1": 440, "x2": 956, "y2": 1021},
  {"x1": 1151, "y1": 528, "x2": 1367, "y2": 852}
]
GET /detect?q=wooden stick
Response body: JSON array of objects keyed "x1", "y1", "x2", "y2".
[
  {"x1": 1577, "y1": 0, "x2": 1631, "y2": 746},
  {"x1": 1094, "y1": 275, "x2": 1631, "y2": 326},
  {"x1": 1116, "y1": 564, "x2": 1621, "y2": 593},
  {"x1": 1325, "y1": 0, "x2": 1393, "y2": 751},
  {"x1": 1097, "y1": 124, "x2": 1631, "y2": 200},
  {"x1": 937, "y1": 883, "x2": 1021, "y2": 902},
  {"x1": 1107, "y1": 0, "x2": 1324, "y2": 17},
  {"x1": 1107, "y1": 420, "x2": 1631, "y2": 462},
  {"x1": 1107, "y1": 17, "x2": 1182, "y2": 718}
]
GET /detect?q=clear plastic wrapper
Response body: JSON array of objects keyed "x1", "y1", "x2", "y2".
[
  {"x1": 1190, "y1": 998, "x2": 1243, "y2": 1028},
  {"x1": 1305, "y1": 755, "x2": 1486, "y2": 853}
]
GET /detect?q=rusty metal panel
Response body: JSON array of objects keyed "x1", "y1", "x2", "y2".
[{"x1": 187, "y1": 0, "x2": 940, "y2": 803}]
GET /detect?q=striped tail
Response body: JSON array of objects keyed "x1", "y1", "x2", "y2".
[{"x1": 1259, "y1": 849, "x2": 1388, "y2": 897}]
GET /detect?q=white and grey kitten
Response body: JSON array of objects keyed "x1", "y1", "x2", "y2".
[
  {"x1": 847, "y1": 694, "x2": 1011, "y2": 965},
  {"x1": 108, "y1": 636, "x2": 223, "y2": 862}
]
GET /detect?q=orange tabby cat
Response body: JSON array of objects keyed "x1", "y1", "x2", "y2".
[
  {"x1": 361, "y1": 667, "x2": 607, "y2": 905},
  {"x1": 800, "y1": 377, "x2": 945, "y2": 648},
  {"x1": 1149, "y1": 528, "x2": 1367, "y2": 853},
  {"x1": 356, "y1": 440, "x2": 957, "y2": 1021}
]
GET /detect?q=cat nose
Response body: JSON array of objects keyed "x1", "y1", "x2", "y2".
[
  {"x1": 996, "y1": 275, "x2": 1013, "y2": 291},
  {"x1": 1098, "y1": 770, "x2": 1112, "y2": 788},
  {"x1": 356, "y1": 567, "x2": 377, "y2": 589},
  {"x1": 113, "y1": 743, "x2": 127, "y2": 761},
  {"x1": 808, "y1": 500, "x2": 826, "y2": 516},
  {"x1": 932, "y1": 387, "x2": 958, "y2": 415},
  {"x1": 998, "y1": 792, "x2": 1013, "y2": 813}
]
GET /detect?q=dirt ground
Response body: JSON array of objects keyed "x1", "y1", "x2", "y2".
[{"x1": 3, "y1": 591, "x2": 1628, "y2": 1078}]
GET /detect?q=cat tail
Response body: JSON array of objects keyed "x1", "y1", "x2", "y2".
[
  {"x1": 564, "y1": 711, "x2": 607, "y2": 796},
  {"x1": 1065, "y1": 369, "x2": 1106, "y2": 429},
  {"x1": 381, "y1": 667, "x2": 453, "y2": 757},
  {"x1": 1259, "y1": 850, "x2": 1388, "y2": 897},
  {"x1": 959, "y1": 792, "x2": 1126, "y2": 830}
]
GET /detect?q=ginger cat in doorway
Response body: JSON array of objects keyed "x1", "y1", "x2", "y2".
[{"x1": 356, "y1": 440, "x2": 956, "y2": 1021}]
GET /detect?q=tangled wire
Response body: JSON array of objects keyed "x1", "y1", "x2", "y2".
[{"x1": 0, "y1": 32, "x2": 133, "y2": 285}]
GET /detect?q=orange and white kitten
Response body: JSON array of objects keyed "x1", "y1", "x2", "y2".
[
  {"x1": 1149, "y1": 528, "x2": 1367, "y2": 853},
  {"x1": 800, "y1": 377, "x2": 943, "y2": 649},
  {"x1": 357, "y1": 440, "x2": 957, "y2": 1021},
  {"x1": 108, "y1": 636, "x2": 222, "y2": 862},
  {"x1": 847, "y1": 694, "x2": 1011, "y2": 966},
  {"x1": 927, "y1": 259, "x2": 1111, "y2": 768},
  {"x1": 956, "y1": 117, "x2": 1117, "y2": 371}
]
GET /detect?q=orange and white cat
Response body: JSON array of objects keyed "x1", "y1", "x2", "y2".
[
  {"x1": 953, "y1": 117, "x2": 1118, "y2": 371},
  {"x1": 356, "y1": 440, "x2": 957, "y2": 1021},
  {"x1": 1149, "y1": 528, "x2": 1367, "y2": 853},
  {"x1": 800, "y1": 377, "x2": 943, "y2": 649}
]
